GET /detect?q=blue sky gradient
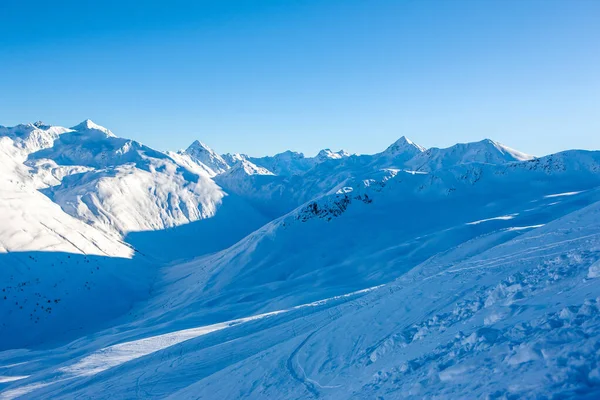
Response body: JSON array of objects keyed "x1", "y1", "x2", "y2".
[{"x1": 1, "y1": 0, "x2": 599, "y2": 156}]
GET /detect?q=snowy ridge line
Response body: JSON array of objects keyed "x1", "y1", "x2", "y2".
[{"x1": 0, "y1": 285, "x2": 382, "y2": 399}]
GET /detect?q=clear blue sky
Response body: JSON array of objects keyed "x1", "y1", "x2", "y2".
[{"x1": 1, "y1": 0, "x2": 598, "y2": 157}]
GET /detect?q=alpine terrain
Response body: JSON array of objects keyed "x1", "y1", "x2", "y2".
[{"x1": 1, "y1": 120, "x2": 600, "y2": 399}]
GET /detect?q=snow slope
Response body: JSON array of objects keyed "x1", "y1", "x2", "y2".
[
  {"x1": 0, "y1": 120, "x2": 599, "y2": 399},
  {"x1": 2, "y1": 194, "x2": 600, "y2": 399},
  {"x1": 0, "y1": 129, "x2": 153, "y2": 349},
  {"x1": 0, "y1": 147, "x2": 131, "y2": 257},
  {"x1": 133, "y1": 151, "x2": 600, "y2": 329},
  {"x1": 0, "y1": 122, "x2": 70, "y2": 162},
  {"x1": 0, "y1": 120, "x2": 272, "y2": 350},
  {"x1": 28, "y1": 122, "x2": 226, "y2": 235},
  {"x1": 180, "y1": 140, "x2": 230, "y2": 176},
  {"x1": 176, "y1": 197, "x2": 600, "y2": 400}
]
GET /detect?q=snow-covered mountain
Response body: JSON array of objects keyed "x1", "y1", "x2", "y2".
[
  {"x1": 221, "y1": 152, "x2": 249, "y2": 166},
  {"x1": 375, "y1": 135, "x2": 426, "y2": 164},
  {"x1": 21, "y1": 121, "x2": 227, "y2": 236},
  {"x1": 1, "y1": 120, "x2": 599, "y2": 400},
  {"x1": 220, "y1": 147, "x2": 351, "y2": 176},
  {"x1": 0, "y1": 123, "x2": 153, "y2": 348},
  {"x1": 405, "y1": 138, "x2": 534, "y2": 172},
  {"x1": 316, "y1": 148, "x2": 350, "y2": 161},
  {"x1": 180, "y1": 140, "x2": 230, "y2": 176}
]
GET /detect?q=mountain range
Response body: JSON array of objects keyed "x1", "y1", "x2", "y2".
[{"x1": 1, "y1": 120, "x2": 600, "y2": 399}]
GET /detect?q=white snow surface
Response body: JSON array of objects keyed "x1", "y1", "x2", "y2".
[
  {"x1": 1, "y1": 121, "x2": 600, "y2": 399},
  {"x1": 21, "y1": 122, "x2": 227, "y2": 235},
  {"x1": 181, "y1": 140, "x2": 230, "y2": 176}
]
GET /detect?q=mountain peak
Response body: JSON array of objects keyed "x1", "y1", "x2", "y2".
[
  {"x1": 185, "y1": 140, "x2": 221, "y2": 159},
  {"x1": 222, "y1": 152, "x2": 249, "y2": 165},
  {"x1": 273, "y1": 150, "x2": 305, "y2": 160},
  {"x1": 481, "y1": 139, "x2": 534, "y2": 161},
  {"x1": 184, "y1": 140, "x2": 230, "y2": 175},
  {"x1": 316, "y1": 148, "x2": 350, "y2": 160},
  {"x1": 404, "y1": 138, "x2": 535, "y2": 171},
  {"x1": 71, "y1": 119, "x2": 115, "y2": 137},
  {"x1": 187, "y1": 140, "x2": 211, "y2": 151},
  {"x1": 384, "y1": 136, "x2": 426, "y2": 155}
]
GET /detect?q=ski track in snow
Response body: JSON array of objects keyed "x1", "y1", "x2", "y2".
[{"x1": 0, "y1": 286, "x2": 381, "y2": 399}]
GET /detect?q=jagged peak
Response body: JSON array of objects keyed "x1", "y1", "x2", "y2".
[
  {"x1": 222, "y1": 152, "x2": 249, "y2": 164},
  {"x1": 186, "y1": 139, "x2": 213, "y2": 152},
  {"x1": 185, "y1": 140, "x2": 224, "y2": 160},
  {"x1": 316, "y1": 148, "x2": 350, "y2": 160},
  {"x1": 183, "y1": 139, "x2": 230, "y2": 174}
]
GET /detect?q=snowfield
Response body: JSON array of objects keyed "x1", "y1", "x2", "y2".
[{"x1": 1, "y1": 120, "x2": 600, "y2": 399}]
